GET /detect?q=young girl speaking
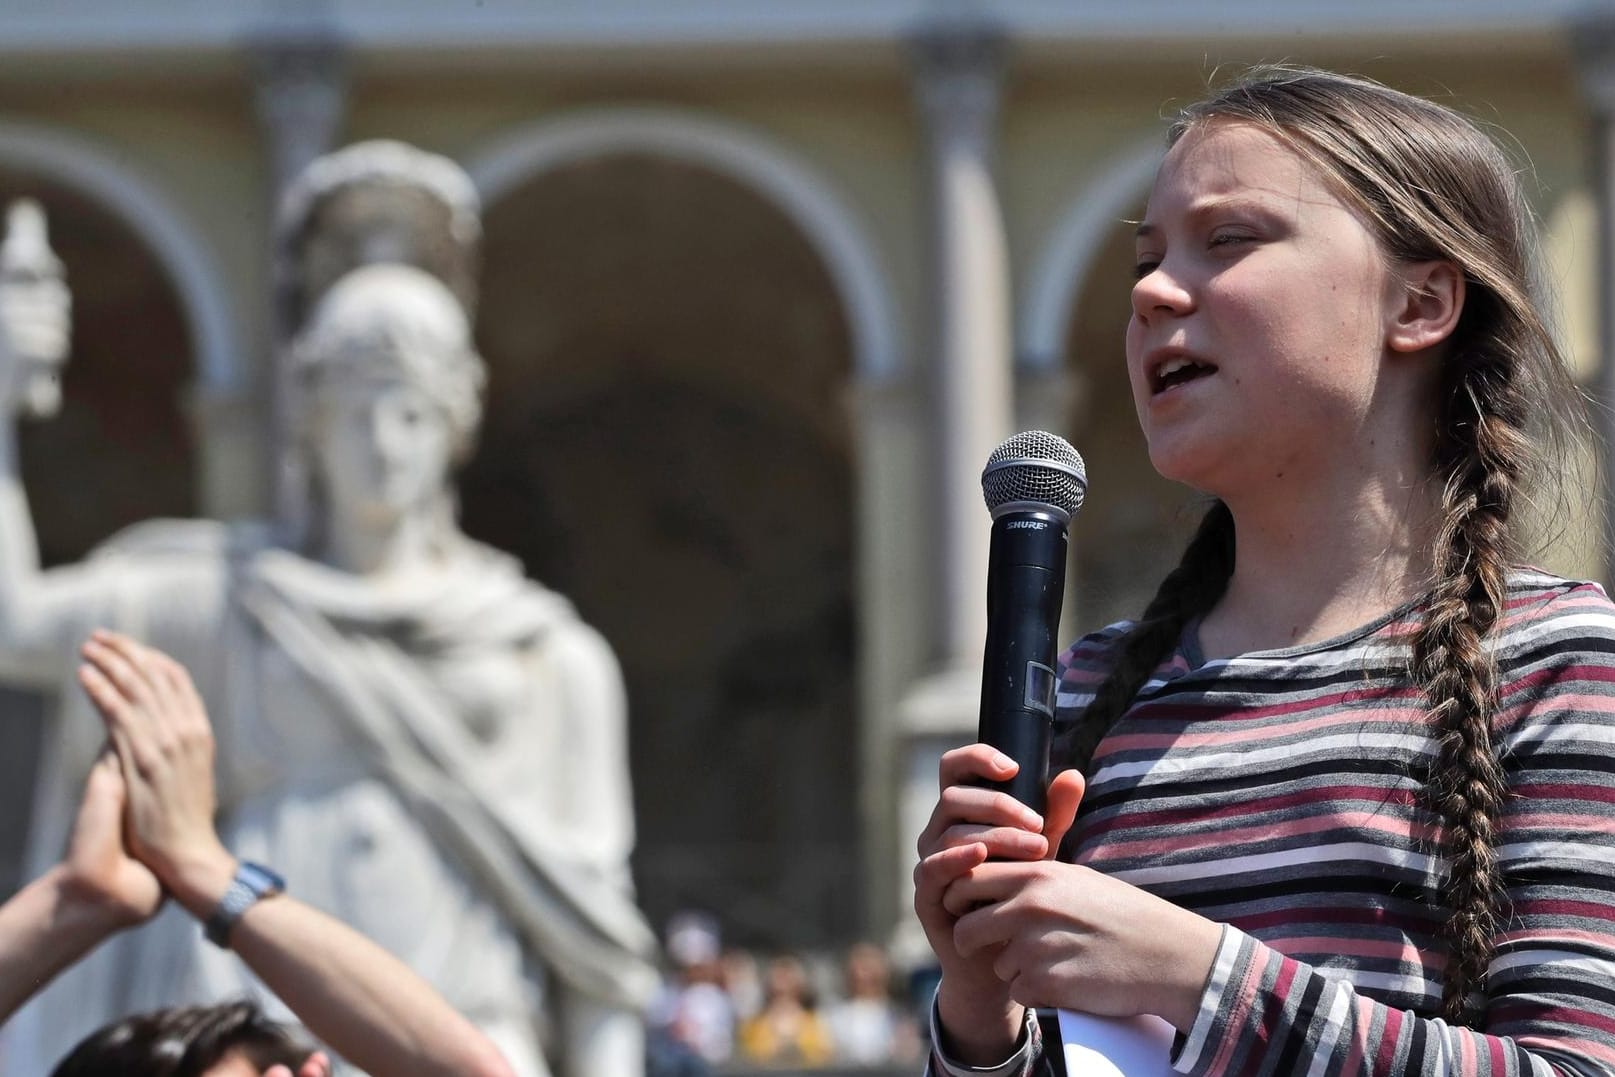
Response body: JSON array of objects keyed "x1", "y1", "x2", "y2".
[{"x1": 915, "y1": 68, "x2": 1615, "y2": 1076}]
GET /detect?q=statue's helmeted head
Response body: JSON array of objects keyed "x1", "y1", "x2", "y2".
[
  {"x1": 290, "y1": 264, "x2": 487, "y2": 539},
  {"x1": 293, "y1": 261, "x2": 486, "y2": 461}
]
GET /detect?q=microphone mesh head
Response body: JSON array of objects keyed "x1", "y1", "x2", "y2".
[{"x1": 981, "y1": 430, "x2": 1088, "y2": 518}]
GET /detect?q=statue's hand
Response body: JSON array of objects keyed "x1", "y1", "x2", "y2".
[{"x1": 0, "y1": 200, "x2": 71, "y2": 420}]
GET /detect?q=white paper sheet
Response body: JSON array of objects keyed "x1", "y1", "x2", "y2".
[{"x1": 1056, "y1": 1009, "x2": 1177, "y2": 1076}]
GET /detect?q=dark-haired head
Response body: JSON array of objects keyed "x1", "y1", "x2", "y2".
[
  {"x1": 1078, "y1": 66, "x2": 1586, "y2": 1025},
  {"x1": 50, "y1": 1001, "x2": 314, "y2": 1077}
]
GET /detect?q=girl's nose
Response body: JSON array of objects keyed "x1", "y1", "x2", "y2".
[{"x1": 1130, "y1": 258, "x2": 1193, "y2": 322}]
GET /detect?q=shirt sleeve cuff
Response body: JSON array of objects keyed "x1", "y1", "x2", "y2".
[
  {"x1": 928, "y1": 991, "x2": 1039, "y2": 1076},
  {"x1": 1171, "y1": 923, "x2": 1245, "y2": 1075}
]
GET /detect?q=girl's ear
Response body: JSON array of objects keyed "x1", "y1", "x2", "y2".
[{"x1": 1387, "y1": 260, "x2": 1464, "y2": 354}]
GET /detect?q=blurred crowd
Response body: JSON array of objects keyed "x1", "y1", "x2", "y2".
[{"x1": 647, "y1": 912, "x2": 924, "y2": 1074}]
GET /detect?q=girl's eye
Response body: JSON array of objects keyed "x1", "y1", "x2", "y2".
[
  {"x1": 1132, "y1": 258, "x2": 1161, "y2": 281},
  {"x1": 1209, "y1": 231, "x2": 1253, "y2": 249}
]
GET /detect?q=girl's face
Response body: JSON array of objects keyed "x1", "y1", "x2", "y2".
[
  {"x1": 1126, "y1": 120, "x2": 1411, "y2": 499},
  {"x1": 309, "y1": 368, "x2": 454, "y2": 527}
]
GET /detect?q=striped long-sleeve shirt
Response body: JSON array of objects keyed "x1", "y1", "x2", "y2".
[{"x1": 926, "y1": 570, "x2": 1615, "y2": 1077}]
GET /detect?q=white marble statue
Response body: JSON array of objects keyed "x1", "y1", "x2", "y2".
[{"x1": 0, "y1": 204, "x2": 658, "y2": 1072}]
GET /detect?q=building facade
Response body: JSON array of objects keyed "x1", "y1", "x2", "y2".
[{"x1": 0, "y1": 0, "x2": 1609, "y2": 963}]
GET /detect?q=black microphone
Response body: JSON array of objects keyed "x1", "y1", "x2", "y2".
[{"x1": 977, "y1": 430, "x2": 1088, "y2": 815}]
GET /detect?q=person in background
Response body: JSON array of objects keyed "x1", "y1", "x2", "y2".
[
  {"x1": 719, "y1": 947, "x2": 763, "y2": 1028},
  {"x1": 736, "y1": 954, "x2": 833, "y2": 1068},
  {"x1": 825, "y1": 942, "x2": 919, "y2": 1066},
  {"x1": 651, "y1": 911, "x2": 736, "y2": 1066},
  {"x1": 0, "y1": 630, "x2": 514, "y2": 1077}
]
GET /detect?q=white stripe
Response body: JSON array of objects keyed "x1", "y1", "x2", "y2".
[
  {"x1": 1090, "y1": 732, "x2": 1434, "y2": 783},
  {"x1": 1175, "y1": 927, "x2": 1245, "y2": 1074},
  {"x1": 1496, "y1": 839, "x2": 1615, "y2": 863},
  {"x1": 1503, "y1": 721, "x2": 1615, "y2": 752},
  {"x1": 1503, "y1": 608, "x2": 1615, "y2": 649},
  {"x1": 1489, "y1": 947, "x2": 1615, "y2": 976},
  {"x1": 1109, "y1": 841, "x2": 1442, "y2": 886},
  {"x1": 1306, "y1": 983, "x2": 1352, "y2": 1077}
]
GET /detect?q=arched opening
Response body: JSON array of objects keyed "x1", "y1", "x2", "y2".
[{"x1": 461, "y1": 152, "x2": 859, "y2": 947}]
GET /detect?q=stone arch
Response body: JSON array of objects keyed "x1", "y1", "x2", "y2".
[
  {"x1": 460, "y1": 128, "x2": 869, "y2": 946},
  {"x1": 0, "y1": 120, "x2": 242, "y2": 394},
  {"x1": 465, "y1": 106, "x2": 902, "y2": 384},
  {"x1": 1019, "y1": 135, "x2": 1163, "y2": 372}
]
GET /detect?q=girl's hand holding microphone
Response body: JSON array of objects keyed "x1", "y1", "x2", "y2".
[
  {"x1": 916, "y1": 743, "x2": 1221, "y2": 1062},
  {"x1": 912, "y1": 744, "x2": 1084, "y2": 1064}
]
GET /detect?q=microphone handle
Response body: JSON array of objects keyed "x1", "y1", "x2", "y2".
[{"x1": 977, "y1": 508, "x2": 1068, "y2": 817}]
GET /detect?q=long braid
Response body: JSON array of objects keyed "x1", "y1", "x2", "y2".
[
  {"x1": 1415, "y1": 344, "x2": 1532, "y2": 1023},
  {"x1": 1066, "y1": 501, "x2": 1235, "y2": 777}
]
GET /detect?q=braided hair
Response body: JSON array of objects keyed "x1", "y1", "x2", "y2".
[{"x1": 1074, "y1": 68, "x2": 1582, "y2": 1024}]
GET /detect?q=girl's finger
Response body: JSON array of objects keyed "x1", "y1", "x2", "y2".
[
  {"x1": 300, "y1": 1050, "x2": 333, "y2": 1077},
  {"x1": 941, "y1": 862, "x2": 1036, "y2": 917},
  {"x1": 913, "y1": 842, "x2": 989, "y2": 908},
  {"x1": 1042, "y1": 768, "x2": 1086, "y2": 860},
  {"x1": 934, "y1": 822, "x2": 1047, "y2": 861},
  {"x1": 953, "y1": 898, "x2": 1019, "y2": 958},
  {"x1": 938, "y1": 743, "x2": 1021, "y2": 789},
  {"x1": 921, "y1": 784, "x2": 1044, "y2": 846}
]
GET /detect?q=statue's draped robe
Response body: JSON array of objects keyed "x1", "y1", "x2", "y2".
[{"x1": 4, "y1": 520, "x2": 658, "y2": 1075}]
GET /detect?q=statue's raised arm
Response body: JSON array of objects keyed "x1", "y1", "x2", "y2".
[{"x1": 0, "y1": 199, "x2": 103, "y2": 682}]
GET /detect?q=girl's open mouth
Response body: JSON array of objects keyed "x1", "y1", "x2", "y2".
[{"x1": 1151, "y1": 355, "x2": 1217, "y2": 395}]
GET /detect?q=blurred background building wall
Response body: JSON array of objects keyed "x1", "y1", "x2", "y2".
[{"x1": 0, "y1": 0, "x2": 1607, "y2": 964}]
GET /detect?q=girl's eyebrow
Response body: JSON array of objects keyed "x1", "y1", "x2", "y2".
[{"x1": 1135, "y1": 197, "x2": 1281, "y2": 242}]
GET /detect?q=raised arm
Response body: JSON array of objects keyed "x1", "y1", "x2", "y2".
[
  {"x1": 0, "y1": 752, "x2": 162, "y2": 1024},
  {"x1": 78, "y1": 630, "x2": 516, "y2": 1077},
  {"x1": 0, "y1": 202, "x2": 109, "y2": 682}
]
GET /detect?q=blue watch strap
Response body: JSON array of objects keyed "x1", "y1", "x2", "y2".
[{"x1": 204, "y1": 862, "x2": 285, "y2": 948}]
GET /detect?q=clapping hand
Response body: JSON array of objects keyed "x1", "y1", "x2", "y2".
[
  {"x1": 77, "y1": 629, "x2": 233, "y2": 901},
  {"x1": 56, "y1": 750, "x2": 164, "y2": 932}
]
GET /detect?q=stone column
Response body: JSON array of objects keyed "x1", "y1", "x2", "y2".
[
  {"x1": 1575, "y1": 9, "x2": 1615, "y2": 589},
  {"x1": 912, "y1": 16, "x2": 1015, "y2": 670},
  {"x1": 889, "y1": 11, "x2": 1016, "y2": 963},
  {"x1": 247, "y1": 15, "x2": 347, "y2": 530},
  {"x1": 249, "y1": 21, "x2": 348, "y2": 209}
]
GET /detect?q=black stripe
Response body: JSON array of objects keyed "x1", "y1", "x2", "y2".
[{"x1": 1271, "y1": 973, "x2": 1327, "y2": 1077}]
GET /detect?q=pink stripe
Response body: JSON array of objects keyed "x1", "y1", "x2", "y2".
[
  {"x1": 1503, "y1": 810, "x2": 1615, "y2": 835},
  {"x1": 1124, "y1": 692, "x2": 1424, "y2": 727},
  {"x1": 1082, "y1": 787, "x2": 1420, "y2": 840},
  {"x1": 1517, "y1": 1031, "x2": 1615, "y2": 1066},
  {"x1": 1375, "y1": 1002, "x2": 1403, "y2": 1073},
  {"x1": 1263, "y1": 935, "x2": 1426, "y2": 962},
  {"x1": 1457, "y1": 1023, "x2": 1476, "y2": 1072},
  {"x1": 1485, "y1": 1033, "x2": 1506, "y2": 1076},
  {"x1": 1495, "y1": 926, "x2": 1615, "y2": 947},
  {"x1": 1509, "y1": 898, "x2": 1615, "y2": 922},
  {"x1": 1100, "y1": 706, "x2": 1425, "y2": 750},
  {"x1": 1210, "y1": 953, "x2": 1265, "y2": 1074},
  {"x1": 1086, "y1": 808, "x2": 1438, "y2": 861}
]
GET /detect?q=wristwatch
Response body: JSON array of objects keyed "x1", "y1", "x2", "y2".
[{"x1": 204, "y1": 862, "x2": 285, "y2": 948}]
